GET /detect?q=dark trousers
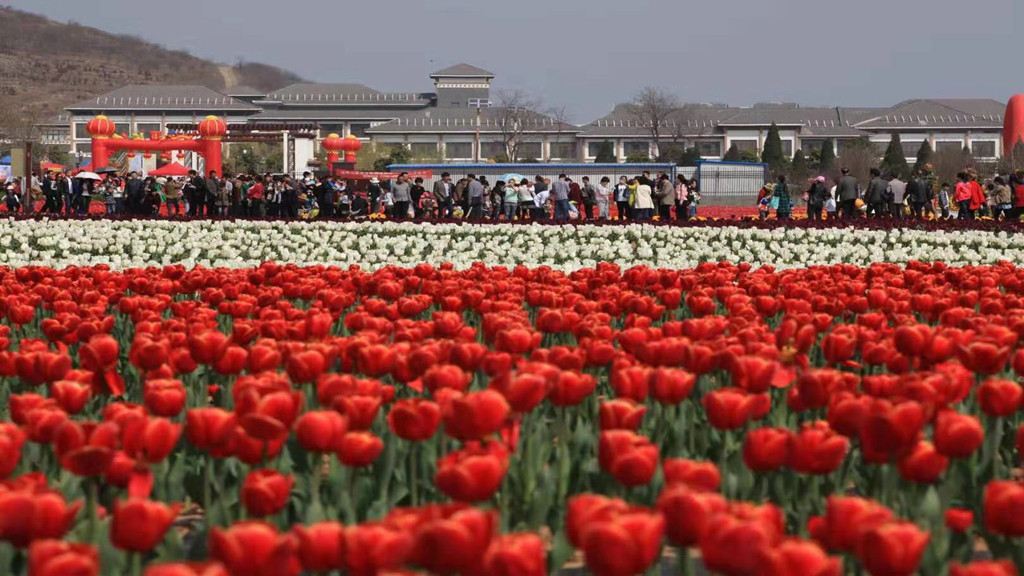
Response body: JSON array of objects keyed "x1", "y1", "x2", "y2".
[
  {"x1": 394, "y1": 201, "x2": 410, "y2": 220},
  {"x1": 958, "y1": 200, "x2": 973, "y2": 219},
  {"x1": 166, "y1": 199, "x2": 181, "y2": 216},
  {"x1": 868, "y1": 202, "x2": 886, "y2": 218},
  {"x1": 840, "y1": 199, "x2": 857, "y2": 219},
  {"x1": 658, "y1": 204, "x2": 672, "y2": 221},
  {"x1": 582, "y1": 202, "x2": 594, "y2": 220},
  {"x1": 616, "y1": 200, "x2": 630, "y2": 220},
  {"x1": 554, "y1": 199, "x2": 570, "y2": 222},
  {"x1": 889, "y1": 202, "x2": 903, "y2": 219},
  {"x1": 807, "y1": 203, "x2": 823, "y2": 220}
]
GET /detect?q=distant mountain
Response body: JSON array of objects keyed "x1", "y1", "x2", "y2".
[{"x1": 0, "y1": 6, "x2": 303, "y2": 135}]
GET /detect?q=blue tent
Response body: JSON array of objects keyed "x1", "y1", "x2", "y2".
[{"x1": 0, "y1": 155, "x2": 10, "y2": 165}]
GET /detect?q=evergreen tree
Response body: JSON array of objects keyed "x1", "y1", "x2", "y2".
[
  {"x1": 594, "y1": 141, "x2": 617, "y2": 163},
  {"x1": 880, "y1": 133, "x2": 908, "y2": 178},
  {"x1": 790, "y1": 149, "x2": 808, "y2": 182},
  {"x1": 913, "y1": 140, "x2": 933, "y2": 174},
  {"x1": 961, "y1": 145, "x2": 975, "y2": 168},
  {"x1": 819, "y1": 140, "x2": 836, "y2": 172},
  {"x1": 678, "y1": 147, "x2": 702, "y2": 166},
  {"x1": 723, "y1": 143, "x2": 741, "y2": 162},
  {"x1": 761, "y1": 122, "x2": 786, "y2": 171}
]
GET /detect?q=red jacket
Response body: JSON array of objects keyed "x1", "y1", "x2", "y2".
[{"x1": 969, "y1": 181, "x2": 985, "y2": 210}]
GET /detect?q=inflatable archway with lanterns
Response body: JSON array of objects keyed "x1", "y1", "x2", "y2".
[
  {"x1": 87, "y1": 115, "x2": 227, "y2": 176},
  {"x1": 321, "y1": 133, "x2": 363, "y2": 166}
]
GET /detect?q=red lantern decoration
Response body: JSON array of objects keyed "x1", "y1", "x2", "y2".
[
  {"x1": 86, "y1": 115, "x2": 117, "y2": 139},
  {"x1": 322, "y1": 133, "x2": 345, "y2": 165},
  {"x1": 176, "y1": 152, "x2": 186, "y2": 161},
  {"x1": 143, "y1": 152, "x2": 153, "y2": 160},
  {"x1": 340, "y1": 135, "x2": 363, "y2": 163},
  {"x1": 198, "y1": 116, "x2": 228, "y2": 140}
]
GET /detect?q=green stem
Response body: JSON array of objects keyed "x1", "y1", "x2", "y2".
[
  {"x1": 679, "y1": 547, "x2": 694, "y2": 576},
  {"x1": 410, "y1": 444, "x2": 420, "y2": 507},
  {"x1": 85, "y1": 478, "x2": 99, "y2": 545}
]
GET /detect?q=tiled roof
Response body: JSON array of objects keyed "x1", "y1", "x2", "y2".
[
  {"x1": 249, "y1": 109, "x2": 405, "y2": 121},
  {"x1": 853, "y1": 99, "x2": 1005, "y2": 129},
  {"x1": 226, "y1": 85, "x2": 265, "y2": 97},
  {"x1": 367, "y1": 107, "x2": 578, "y2": 134},
  {"x1": 579, "y1": 104, "x2": 734, "y2": 137},
  {"x1": 66, "y1": 85, "x2": 259, "y2": 111},
  {"x1": 430, "y1": 63, "x2": 495, "y2": 78},
  {"x1": 262, "y1": 83, "x2": 432, "y2": 105}
]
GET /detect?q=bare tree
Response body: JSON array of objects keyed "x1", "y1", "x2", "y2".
[
  {"x1": 630, "y1": 87, "x2": 679, "y2": 159},
  {"x1": 494, "y1": 89, "x2": 545, "y2": 162},
  {"x1": 546, "y1": 104, "x2": 575, "y2": 161}
]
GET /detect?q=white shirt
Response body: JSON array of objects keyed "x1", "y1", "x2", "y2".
[{"x1": 534, "y1": 189, "x2": 550, "y2": 208}]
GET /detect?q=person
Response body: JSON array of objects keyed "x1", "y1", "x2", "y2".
[
  {"x1": 993, "y1": 176, "x2": 1013, "y2": 219},
  {"x1": 907, "y1": 172, "x2": 929, "y2": 218},
  {"x1": 532, "y1": 182, "x2": 550, "y2": 221},
  {"x1": 453, "y1": 177, "x2": 469, "y2": 214},
  {"x1": 580, "y1": 176, "x2": 597, "y2": 220},
  {"x1": 968, "y1": 173, "x2": 985, "y2": 217},
  {"x1": 955, "y1": 172, "x2": 973, "y2": 219},
  {"x1": 433, "y1": 172, "x2": 453, "y2": 218},
  {"x1": 5, "y1": 178, "x2": 21, "y2": 213},
  {"x1": 887, "y1": 173, "x2": 907, "y2": 219},
  {"x1": 367, "y1": 177, "x2": 382, "y2": 214},
  {"x1": 1013, "y1": 171, "x2": 1024, "y2": 220},
  {"x1": 687, "y1": 179, "x2": 700, "y2": 218},
  {"x1": 614, "y1": 176, "x2": 630, "y2": 220},
  {"x1": 41, "y1": 172, "x2": 59, "y2": 214},
  {"x1": 204, "y1": 171, "x2": 221, "y2": 216},
  {"x1": 520, "y1": 177, "x2": 540, "y2": 220},
  {"x1": 503, "y1": 179, "x2": 519, "y2": 220},
  {"x1": 315, "y1": 177, "x2": 334, "y2": 219},
  {"x1": 937, "y1": 182, "x2": 951, "y2": 219},
  {"x1": 551, "y1": 174, "x2": 571, "y2": 223},
  {"x1": 596, "y1": 177, "x2": 612, "y2": 220},
  {"x1": 283, "y1": 176, "x2": 300, "y2": 218},
  {"x1": 637, "y1": 170, "x2": 654, "y2": 188},
  {"x1": 836, "y1": 167, "x2": 859, "y2": 219},
  {"x1": 381, "y1": 182, "x2": 395, "y2": 216},
  {"x1": 757, "y1": 182, "x2": 774, "y2": 220},
  {"x1": 656, "y1": 174, "x2": 675, "y2": 221},
  {"x1": 165, "y1": 177, "x2": 182, "y2": 216},
  {"x1": 266, "y1": 177, "x2": 283, "y2": 217},
  {"x1": 215, "y1": 177, "x2": 231, "y2": 216},
  {"x1": 774, "y1": 175, "x2": 792, "y2": 220},
  {"x1": 807, "y1": 176, "x2": 828, "y2": 221},
  {"x1": 465, "y1": 174, "x2": 484, "y2": 220},
  {"x1": 674, "y1": 175, "x2": 690, "y2": 220},
  {"x1": 567, "y1": 177, "x2": 583, "y2": 219},
  {"x1": 59, "y1": 173, "x2": 74, "y2": 216},
  {"x1": 633, "y1": 177, "x2": 654, "y2": 221},
  {"x1": 392, "y1": 172, "x2": 412, "y2": 220},
  {"x1": 865, "y1": 168, "x2": 887, "y2": 218},
  {"x1": 419, "y1": 189, "x2": 437, "y2": 219},
  {"x1": 411, "y1": 177, "x2": 426, "y2": 219}
]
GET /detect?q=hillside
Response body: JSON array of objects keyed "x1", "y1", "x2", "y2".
[{"x1": 0, "y1": 6, "x2": 303, "y2": 135}]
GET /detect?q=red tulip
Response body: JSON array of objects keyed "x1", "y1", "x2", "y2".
[
  {"x1": 208, "y1": 521, "x2": 300, "y2": 576},
  {"x1": 343, "y1": 524, "x2": 414, "y2": 576},
  {"x1": 743, "y1": 426, "x2": 792, "y2": 473},
  {"x1": 410, "y1": 505, "x2": 496, "y2": 575},
  {"x1": 984, "y1": 480, "x2": 1024, "y2": 536},
  {"x1": 242, "y1": 469, "x2": 294, "y2": 517},
  {"x1": 859, "y1": 399, "x2": 925, "y2": 464},
  {"x1": 579, "y1": 510, "x2": 664, "y2": 576},
  {"x1": 787, "y1": 421, "x2": 848, "y2": 475},
  {"x1": 286, "y1": 349, "x2": 327, "y2": 384},
  {"x1": 944, "y1": 508, "x2": 974, "y2": 532},
  {"x1": 121, "y1": 416, "x2": 182, "y2": 464},
  {"x1": 548, "y1": 370, "x2": 596, "y2": 406},
  {"x1": 50, "y1": 379, "x2": 92, "y2": 414},
  {"x1": 490, "y1": 371, "x2": 548, "y2": 412},
  {"x1": 28, "y1": 540, "x2": 99, "y2": 576},
  {"x1": 0, "y1": 486, "x2": 81, "y2": 547},
  {"x1": 809, "y1": 496, "x2": 893, "y2": 553},
  {"x1": 387, "y1": 398, "x2": 441, "y2": 441},
  {"x1": 821, "y1": 330, "x2": 857, "y2": 365},
  {"x1": 857, "y1": 521, "x2": 929, "y2": 576},
  {"x1": 332, "y1": 394, "x2": 382, "y2": 431},
  {"x1": 950, "y1": 560, "x2": 1018, "y2": 576},
  {"x1": 700, "y1": 503, "x2": 785, "y2": 576},
  {"x1": 598, "y1": 399, "x2": 646, "y2": 431},
  {"x1": 442, "y1": 389, "x2": 510, "y2": 441},
  {"x1": 657, "y1": 484, "x2": 727, "y2": 546},
  {"x1": 337, "y1": 432, "x2": 384, "y2": 467},
  {"x1": 897, "y1": 440, "x2": 949, "y2": 484},
  {"x1": 598, "y1": 430, "x2": 659, "y2": 487},
  {"x1": 482, "y1": 532, "x2": 547, "y2": 576},
  {"x1": 188, "y1": 330, "x2": 229, "y2": 365},
  {"x1": 0, "y1": 423, "x2": 26, "y2": 478},
  {"x1": 436, "y1": 441, "x2": 510, "y2": 502},
  {"x1": 703, "y1": 387, "x2": 754, "y2": 430},
  {"x1": 933, "y1": 410, "x2": 984, "y2": 458},
  {"x1": 727, "y1": 354, "x2": 778, "y2": 393},
  {"x1": 79, "y1": 333, "x2": 119, "y2": 372},
  {"x1": 111, "y1": 498, "x2": 181, "y2": 552},
  {"x1": 958, "y1": 341, "x2": 1010, "y2": 374},
  {"x1": 760, "y1": 538, "x2": 842, "y2": 576},
  {"x1": 649, "y1": 367, "x2": 696, "y2": 405},
  {"x1": 294, "y1": 410, "x2": 348, "y2": 453},
  {"x1": 185, "y1": 408, "x2": 236, "y2": 454},
  {"x1": 977, "y1": 379, "x2": 1022, "y2": 417},
  {"x1": 566, "y1": 494, "x2": 630, "y2": 548},
  {"x1": 213, "y1": 345, "x2": 248, "y2": 375},
  {"x1": 236, "y1": 389, "x2": 304, "y2": 441},
  {"x1": 143, "y1": 378, "x2": 187, "y2": 417},
  {"x1": 292, "y1": 522, "x2": 345, "y2": 573},
  {"x1": 662, "y1": 458, "x2": 720, "y2": 492},
  {"x1": 52, "y1": 419, "x2": 118, "y2": 476},
  {"x1": 143, "y1": 562, "x2": 229, "y2": 576},
  {"x1": 610, "y1": 365, "x2": 650, "y2": 402}
]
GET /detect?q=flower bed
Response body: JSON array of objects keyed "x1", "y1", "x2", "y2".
[
  {"x1": 4, "y1": 217, "x2": 1024, "y2": 270},
  {"x1": 0, "y1": 262, "x2": 1021, "y2": 575}
]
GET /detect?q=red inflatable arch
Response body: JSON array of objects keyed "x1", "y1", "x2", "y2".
[
  {"x1": 1003, "y1": 94, "x2": 1024, "y2": 157},
  {"x1": 87, "y1": 115, "x2": 226, "y2": 176}
]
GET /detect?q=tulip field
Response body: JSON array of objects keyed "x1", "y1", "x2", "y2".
[{"x1": 4, "y1": 256, "x2": 1024, "y2": 575}]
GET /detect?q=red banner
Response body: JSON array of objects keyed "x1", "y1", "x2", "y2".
[{"x1": 332, "y1": 169, "x2": 433, "y2": 181}]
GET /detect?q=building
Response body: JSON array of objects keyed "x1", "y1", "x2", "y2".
[{"x1": 54, "y1": 64, "x2": 1010, "y2": 173}]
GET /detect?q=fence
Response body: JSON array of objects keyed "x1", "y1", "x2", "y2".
[
  {"x1": 387, "y1": 162, "x2": 678, "y2": 187},
  {"x1": 692, "y1": 160, "x2": 769, "y2": 206}
]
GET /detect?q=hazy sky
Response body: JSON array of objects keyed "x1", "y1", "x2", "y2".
[{"x1": 11, "y1": 0, "x2": 1022, "y2": 122}]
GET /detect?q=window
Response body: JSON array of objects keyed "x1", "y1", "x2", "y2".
[
  {"x1": 549, "y1": 142, "x2": 576, "y2": 160},
  {"x1": 135, "y1": 123, "x2": 161, "y2": 136},
  {"x1": 319, "y1": 123, "x2": 346, "y2": 133},
  {"x1": 74, "y1": 123, "x2": 89, "y2": 139},
  {"x1": 480, "y1": 142, "x2": 506, "y2": 159},
  {"x1": 782, "y1": 140, "x2": 793, "y2": 157},
  {"x1": 517, "y1": 142, "x2": 542, "y2": 160},
  {"x1": 935, "y1": 141, "x2": 964, "y2": 154},
  {"x1": 902, "y1": 141, "x2": 924, "y2": 158},
  {"x1": 409, "y1": 142, "x2": 439, "y2": 159},
  {"x1": 468, "y1": 98, "x2": 492, "y2": 108},
  {"x1": 623, "y1": 141, "x2": 650, "y2": 156},
  {"x1": 349, "y1": 123, "x2": 371, "y2": 138},
  {"x1": 697, "y1": 140, "x2": 722, "y2": 157},
  {"x1": 445, "y1": 142, "x2": 473, "y2": 159},
  {"x1": 588, "y1": 142, "x2": 614, "y2": 158},
  {"x1": 732, "y1": 140, "x2": 757, "y2": 153},
  {"x1": 115, "y1": 123, "x2": 130, "y2": 136},
  {"x1": 871, "y1": 141, "x2": 888, "y2": 155},
  {"x1": 972, "y1": 141, "x2": 997, "y2": 158}
]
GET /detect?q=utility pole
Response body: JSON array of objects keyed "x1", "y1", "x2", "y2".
[{"x1": 474, "y1": 104, "x2": 481, "y2": 163}]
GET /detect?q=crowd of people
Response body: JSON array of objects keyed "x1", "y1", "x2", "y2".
[
  {"x1": 2, "y1": 168, "x2": 702, "y2": 222},
  {"x1": 758, "y1": 165, "x2": 1024, "y2": 221}
]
